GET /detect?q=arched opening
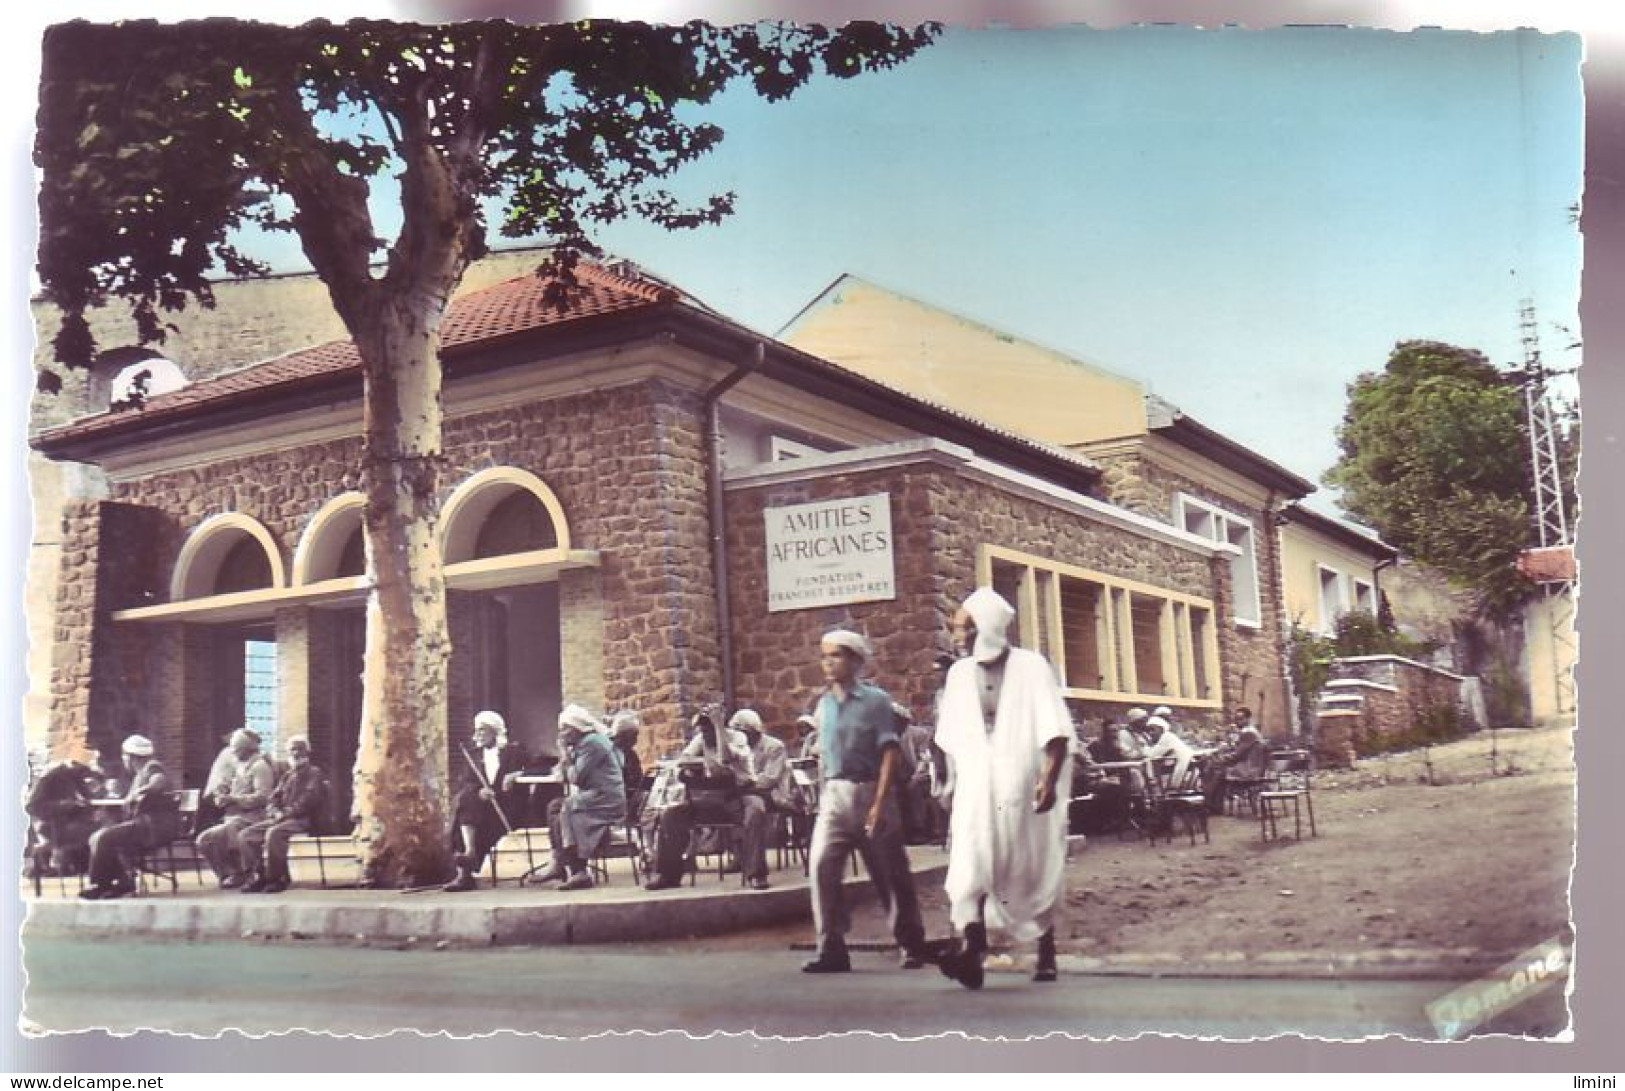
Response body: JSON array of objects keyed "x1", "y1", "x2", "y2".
[
  {"x1": 441, "y1": 467, "x2": 571, "y2": 564},
  {"x1": 291, "y1": 493, "x2": 367, "y2": 586},
  {"x1": 85, "y1": 347, "x2": 188, "y2": 416},
  {"x1": 170, "y1": 513, "x2": 285, "y2": 602}
]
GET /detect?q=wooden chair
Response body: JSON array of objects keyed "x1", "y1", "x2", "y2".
[
  {"x1": 587, "y1": 791, "x2": 646, "y2": 887},
  {"x1": 1258, "y1": 749, "x2": 1317, "y2": 842},
  {"x1": 687, "y1": 820, "x2": 744, "y2": 885}
]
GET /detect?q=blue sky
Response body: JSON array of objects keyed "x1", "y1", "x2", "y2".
[{"x1": 574, "y1": 25, "x2": 1583, "y2": 508}]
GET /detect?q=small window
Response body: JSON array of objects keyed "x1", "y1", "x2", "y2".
[
  {"x1": 1176, "y1": 494, "x2": 1261, "y2": 627},
  {"x1": 1317, "y1": 565, "x2": 1347, "y2": 634},
  {"x1": 768, "y1": 435, "x2": 828, "y2": 462},
  {"x1": 1353, "y1": 579, "x2": 1376, "y2": 615},
  {"x1": 243, "y1": 639, "x2": 279, "y2": 752},
  {"x1": 473, "y1": 491, "x2": 559, "y2": 559}
]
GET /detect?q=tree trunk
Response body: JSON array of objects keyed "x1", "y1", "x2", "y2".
[{"x1": 350, "y1": 290, "x2": 454, "y2": 887}]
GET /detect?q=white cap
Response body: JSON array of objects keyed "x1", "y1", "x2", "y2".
[
  {"x1": 1146, "y1": 715, "x2": 1171, "y2": 733},
  {"x1": 474, "y1": 710, "x2": 506, "y2": 733},
  {"x1": 820, "y1": 629, "x2": 872, "y2": 663},
  {"x1": 728, "y1": 709, "x2": 763, "y2": 732},
  {"x1": 1153, "y1": 705, "x2": 1173, "y2": 719},
  {"x1": 558, "y1": 704, "x2": 602, "y2": 734},
  {"x1": 610, "y1": 711, "x2": 641, "y2": 738},
  {"x1": 121, "y1": 734, "x2": 154, "y2": 757},
  {"x1": 1127, "y1": 708, "x2": 1150, "y2": 724}
]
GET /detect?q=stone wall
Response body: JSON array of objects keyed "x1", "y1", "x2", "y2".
[
  {"x1": 1314, "y1": 655, "x2": 1469, "y2": 766},
  {"x1": 51, "y1": 375, "x2": 721, "y2": 776},
  {"x1": 723, "y1": 458, "x2": 1224, "y2": 735}
]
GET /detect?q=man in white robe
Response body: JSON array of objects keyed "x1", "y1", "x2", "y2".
[{"x1": 936, "y1": 587, "x2": 1071, "y2": 988}]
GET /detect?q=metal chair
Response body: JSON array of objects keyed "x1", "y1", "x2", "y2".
[
  {"x1": 135, "y1": 790, "x2": 203, "y2": 894},
  {"x1": 1258, "y1": 749, "x2": 1317, "y2": 842}
]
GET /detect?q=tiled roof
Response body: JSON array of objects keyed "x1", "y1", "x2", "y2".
[
  {"x1": 1517, "y1": 545, "x2": 1577, "y2": 584},
  {"x1": 36, "y1": 261, "x2": 674, "y2": 446}
]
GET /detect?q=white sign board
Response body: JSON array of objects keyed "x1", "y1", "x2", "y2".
[{"x1": 765, "y1": 492, "x2": 896, "y2": 613}]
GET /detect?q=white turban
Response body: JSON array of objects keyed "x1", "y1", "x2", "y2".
[
  {"x1": 1146, "y1": 715, "x2": 1171, "y2": 735},
  {"x1": 728, "y1": 709, "x2": 763, "y2": 732},
  {"x1": 1127, "y1": 707, "x2": 1150, "y2": 724},
  {"x1": 121, "y1": 734, "x2": 154, "y2": 757},
  {"x1": 474, "y1": 710, "x2": 506, "y2": 733},
  {"x1": 820, "y1": 629, "x2": 872, "y2": 664},
  {"x1": 558, "y1": 704, "x2": 602, "y2": 735},
  {"x1": 961, "y1": 587, "x2": 1016, "y2": 664},
  {"x1": 1153, "y1": 705, "x2": 1174, "y2": 719},
  {"x1": 610, "y1": 711, "x2": 641, "y2": 738}
]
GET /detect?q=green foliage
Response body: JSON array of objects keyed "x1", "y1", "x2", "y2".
[
  {"x1": 1323, "y1": 341, "x2": 1538, "y2": 619},
  {"x1": 35, "y1": 18, "x2": 938, "y2": 377},
  {"x1": 1331, "y1": 608, "x2": 1437, "y2": 660},
  {"x1": 1484, "y1": 658, "x2": 1532, "y2": 730},
  {"x1": 1286, "y1": 621, "x2": 1335, "y2": 736}
]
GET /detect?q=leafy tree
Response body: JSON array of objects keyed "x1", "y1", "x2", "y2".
[
  {"x1": 1324, "y1": 340, "x2": 1536, "y2": 619},
  {"x1": 35, "y1": 17, "x2": 936, "y2": 886}
]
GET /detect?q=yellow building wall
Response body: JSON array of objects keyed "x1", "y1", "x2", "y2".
[
  {"x1": 1279, "y1": 522, "x2": 1386, "y2": 634},
  {"x1": 780, "y1": 278, "x2": 1147, "y2": 446},
  {"x1": 1525, "y1": 589, "x2": 1578, "y2": 728}
]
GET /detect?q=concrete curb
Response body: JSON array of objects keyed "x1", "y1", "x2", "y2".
[{"x1": 23, "y1": 862, "x2": 952, "y2": 949}]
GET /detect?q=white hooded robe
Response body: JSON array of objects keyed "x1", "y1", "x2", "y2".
[{"x1": 937, "y1": 645, "x2": 1072, "y2": 942}]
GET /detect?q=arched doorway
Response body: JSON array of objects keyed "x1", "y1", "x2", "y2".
[{"x1": 441, "y1": 468, "x2": 572, "y2": 760}]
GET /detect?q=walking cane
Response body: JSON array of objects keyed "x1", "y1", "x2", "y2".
[{"x1": 461, "y1": 744, "x2": 515, "y2": 834}]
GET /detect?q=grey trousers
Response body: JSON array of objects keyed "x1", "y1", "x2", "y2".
[{"x1": 809, "y1": 779, "x2": 925, "y2": 959}]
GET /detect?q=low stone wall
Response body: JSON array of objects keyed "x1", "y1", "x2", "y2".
[{"x1": 1314, "y1": 655, "x2": 1469, "y2": 766}]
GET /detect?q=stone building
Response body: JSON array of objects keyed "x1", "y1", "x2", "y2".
[
  {"x1": 780, "y1": 274, "x2": 1317, "y2": 735},
  {"x1": 32, "y1": 258, "x2": 1238, "y2": 816}
]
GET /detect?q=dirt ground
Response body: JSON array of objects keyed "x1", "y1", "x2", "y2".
[{"x1": 680, "y1": 725, "x2": 1576, "y2": 963}]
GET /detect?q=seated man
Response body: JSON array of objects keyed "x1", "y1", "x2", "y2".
[
  {"x1": 443, "y1": 710, "x2": 526, "y2": 892},
  {"x1": 894, "y1": 703, "x2": 941, "y2": 845},
  {"x1": 609, "y1": 711, "x2": 645, "y2": 801},
  {"x1": 731, "y1": 708, "x2": 789, "y2": 890},
  {"x1": 195, "y1": 728, "x2": 276, "y2": 889},
  {"x1": 25, "y1": 760, "x2": 100, "y2": 878},
  {"x1": 642, "y1": 709, "x2": 751, "y2": 891},
  {"x1": 79, "y1": 734, "x2": 180, "y2": 900},
  {"x1": 239, "y1": 736, "x2": 330, "y2": 893},
  {"x1": 533, "y1": 705, "x2": 627, "y2": 891},
  {"x1": 1142, "y1": 714, "x2": 1196, "y2": 789}
]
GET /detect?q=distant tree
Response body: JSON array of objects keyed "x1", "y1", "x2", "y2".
[
  {"x1": 35, "y1": 17, "x2": 937, "y2": 886},
  {"x1": 1324, "y1": 340, "x2": 1535, "y2": 619}
]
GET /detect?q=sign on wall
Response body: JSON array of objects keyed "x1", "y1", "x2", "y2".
[{"x1": 765, "y1": 492, "x2": 896, "y2": 613}]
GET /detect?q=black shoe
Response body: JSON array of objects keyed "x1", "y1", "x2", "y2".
[
  {"x1": 78, "y1": 884, "x2": 109, "y2": 901},
  {"x1": 442, "y1": 872, "x2": 477, "y2": 893},
  {"x1": 643, "y1": 876, "x2": 681, "y2": 891},
  {"x1": 746, "y1": 876, "x2": 770, "y2": 890},
  {"x1": 1033, "y1": 930, "x2": 1058, "y2": 982},
  {"x1": 220, "y1": 873, "x2": 247, "y2": 890},
  {"x1": 801, "y1": 953, "x2": 851, "y2": 974},
  {"x1": 262, "y1": 878, "x2": 290, "y2": 894},
  {"x1": 899, "y1": 949, "x2": 927, "y2": 969},
  {"x1": 558, "y1": 871, "x2": 594, "y2": 891},
  {"x1": 98, "y1": 882, "x2": 135, "y2": 901},
  {"x1": 529, "y1": 864, "x2": 568, "y2": 885},
  {"x1": 240, "y1": 875, "x2": 267, "y2": 893}
]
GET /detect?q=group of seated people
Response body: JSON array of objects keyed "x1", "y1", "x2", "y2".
[
  {"x1": 1070, "y1": 705, "x2": 1275, "y2": 833},
  {"x1": 28, "y1": 726, "x2": 331, "y2": 901}
]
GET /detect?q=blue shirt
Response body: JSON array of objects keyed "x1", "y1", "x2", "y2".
[{"x1": 816, "y1": 681, "x2": 901, "y2": 782}]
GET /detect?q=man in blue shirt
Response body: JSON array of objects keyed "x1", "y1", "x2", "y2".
[{"x1": 802, "y1": 629, "x2": 927, "y2": 974}]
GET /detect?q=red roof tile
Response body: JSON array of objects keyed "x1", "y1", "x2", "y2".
[
  {"x1": 36, "y1": 261, "x2": 673, "y2": 445},
  {"x1": 1517, "y1": 545, "x2": 1576, "y2": 584}
]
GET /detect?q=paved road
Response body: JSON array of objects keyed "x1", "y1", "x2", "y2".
[{"x1": 19, "y1": 935, "x2": 1565, "y2": 1039}]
